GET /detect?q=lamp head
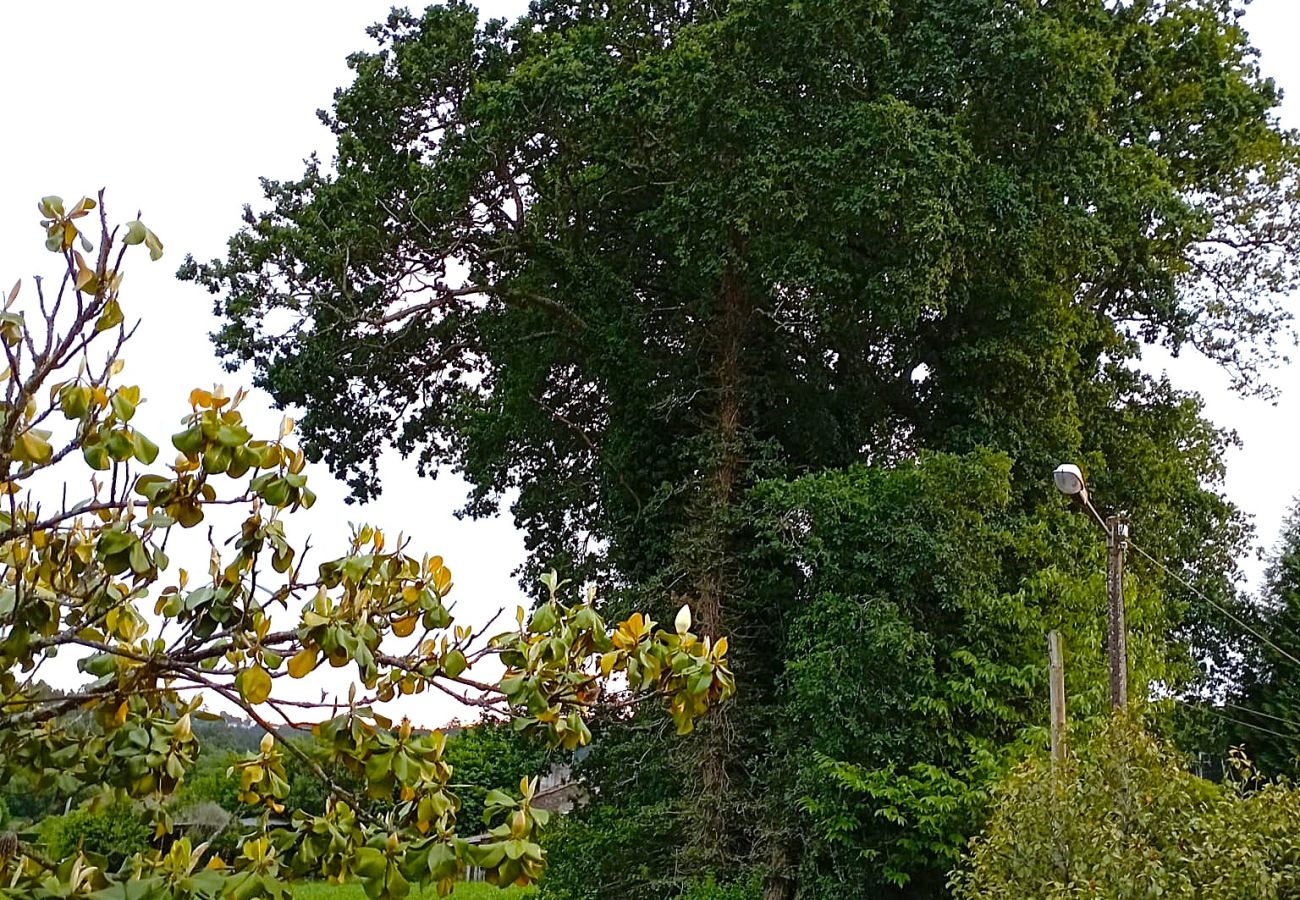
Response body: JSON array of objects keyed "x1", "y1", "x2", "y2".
[{"x1": 1052, "y1": 464, "x2": 1088, "y2": 503}]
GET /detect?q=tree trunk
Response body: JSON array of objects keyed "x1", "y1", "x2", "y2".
[{"x1": 685, "y1": 259, "x2": 748, "y2": 868}]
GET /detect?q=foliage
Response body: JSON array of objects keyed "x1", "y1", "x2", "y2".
[
  {"x1": 951, "y1": 717, "x2": 1300, "y2": 899},
  {"x1": 42, "y1": 800, "x2": 153, "y2": 868},
  {"x1": 536, "y1": 802, "x2": 677, "y2": 900},
  {"x1": 187, "y1": 0, "x2": 1296, "y2": 894},
  {"x1": 0, "y1": 194, "x2": 733, "y2": 898},
  {"x1": 535, "y1": 712, "x2": 680, "y2": 900},
  {"x1": 748, "y1": 451, "x2": 1188, "y2": 895},
  {"x1": 443, "y1": 720, "x2": 551, "y2": 834},
  {"x1": 289, "y1": 882, "x2": 534, "y2": 899},
  {"x1": 680, "y1": 873, "x2": 763, "y2": 900},
  {"x1": 1231, "y1": 497, "x2": 1300, "y2": 775}
]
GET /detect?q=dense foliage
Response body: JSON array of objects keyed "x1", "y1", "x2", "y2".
[
  {"x1": 0, "y1": 194, "x2": 733, "y2": 898},
  {"x1": 187, "y1": 0, "x2": 1299, "y2": 895},
  {"x1": 1230, "y1": 497, "x2": 1300, "y2": 775},
  {"x1": 42, "y1": 801, "x2": 154, "y2": 869},
  {"x1": 951, "y1": 717, "x2": 1300, "y2": 899}
]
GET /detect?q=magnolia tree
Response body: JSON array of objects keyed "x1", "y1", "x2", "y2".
[{"x1": 0, "y1": 194, "x2": 735, "y2": 899}]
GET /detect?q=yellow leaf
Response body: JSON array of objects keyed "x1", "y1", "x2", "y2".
[
  {"x1": 392, "y1": 614, "x2": 418, "y2": 638},
  {"x1": 600, "y1": 651, "x2": 619, "y2": 677},
  {"x1": 13, "y1": 430, "x2": 53, "y2": 465},
  {"x1": 114, "y1": 700, "x2": 129, "y2": 725},
  {"x1": 242, "y1": 664, "x2": 272, "y2": 704},
  {"x1": 287, "y1": 647, "x2": 317, "y2": 679},
  {"x1": 713, "y1": 636, "x2": 729, "y2": 659}
]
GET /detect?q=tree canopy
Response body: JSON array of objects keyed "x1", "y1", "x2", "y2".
[
  {"x1": 186, "y1": 0, "x2": 1300, "y2": 895},
  {"x1": 0, "y1": 193, "x2": 733, "y2": 898}
]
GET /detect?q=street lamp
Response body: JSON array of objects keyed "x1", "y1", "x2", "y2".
[
  {"x1": 1052, "y1": 464, "x2": 1087, "y2": 504},
  {"x1": 1053, "y1": 463, "x2": 1129, "y2": 712}
]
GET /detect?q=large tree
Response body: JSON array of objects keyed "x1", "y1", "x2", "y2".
[{"x1": 187, "y1": 0, "x2": 1299, "y2": 894}]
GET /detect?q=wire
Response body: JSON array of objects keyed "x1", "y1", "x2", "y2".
[
  {"x1": 1127, "y1": 538, "x2": 1300, "y2": 673},
  {"x1": 1220, "y1": 701, "x2": 1300, "y2": 731},
  {"x1": 1171, "y1": 697, "x2": 1299, "y2": 742}
]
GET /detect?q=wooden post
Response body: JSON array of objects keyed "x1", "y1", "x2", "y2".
[
  {"x1": 1105, "y1": 515, "x2": 1128, "y2": 711},
  {"x1": 1048, "y1": 631, "x2": 1066, "y2": 767}
]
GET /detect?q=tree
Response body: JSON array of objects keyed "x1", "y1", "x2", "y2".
[
  {"x1": 443, "y1": 719, "x2": 552, "y2": 833},
  {"x1": 0, "y1": 193, "x2": 733, "y2": 899},
  {"x1": 951, "y1": 717, "x2": 1300, "y2": 899},
  {"x1": 1231, "y1": 498, "x2": 1300, "y2": 775},
  {"x1": 185, "y1": 0, "x2": 1299, "y2": 894}
]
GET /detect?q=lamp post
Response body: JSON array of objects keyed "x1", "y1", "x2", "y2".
[{"x1": 1053, "y1": 464, "x2": 1128, "y2": 712}]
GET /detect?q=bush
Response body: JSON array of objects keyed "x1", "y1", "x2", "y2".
[
  {"x1": 682, "y1": 872, "x2": 763, "y2": 900},
  {"x1": 43, "y1": 800, "x2": 152, "y2": 866},
  {"x1": 951, "y1": 717, "x2": 1300, "y2": 899},
  {"x1": 538, "y1": 802, "x2": 680, "y2": 900},
  {"x1": 175, "y1": 756, "x2": 243, "y2": 813}
]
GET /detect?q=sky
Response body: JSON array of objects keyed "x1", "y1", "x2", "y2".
[{"x1": 0, "y1": 1, "x2": 1297, "y2": 726}]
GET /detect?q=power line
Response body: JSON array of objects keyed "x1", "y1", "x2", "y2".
[
  {"x1": 1172, "y1": 697, "x2": 1298, "y2": 743},
  {"x1": 1221, "y1": 701, "x2": 1300, "y2": 732},
  {"x1": 1127, "y1": 538, "x2": 1300, "y2": 673}
]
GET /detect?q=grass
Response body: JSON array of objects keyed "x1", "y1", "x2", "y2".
[{"x1": 290, "y1": 882, "x2": 535, "y2": 899}]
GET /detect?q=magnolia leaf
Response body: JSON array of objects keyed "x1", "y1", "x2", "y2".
[
  {"x1": 443, "y1": 649, "x2": 468, "y2": 679},
  {"x1": 241, "y1": 664, "x2": 272, "y2": 705},
  {"x1": 13, "y1": 429, "x2": 53, "y2": 465},
  {"x1": 132, "y1": 431, "x2": 160, "y2": 464},
  {"x1": 144, "y1": 228, "x2": 164, "y2": 261},
  {"x1": 123, "y1": 220, "x2": 147, "y2": 245},
  {"x1": 287, "y1": 648, "x2": 317, "y2": 679}
]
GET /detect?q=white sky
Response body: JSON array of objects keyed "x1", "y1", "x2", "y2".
[{"x1": 0, "y1": 1, "x2": 1296, "y2": 726}]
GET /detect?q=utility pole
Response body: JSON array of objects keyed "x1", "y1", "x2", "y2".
[
  {"x1": 1105, "y1": 515, "x2": 1128, "y2": 711},
  {"x1": 1047, "y1": 631, "x2": 1067, "y2": 768}
]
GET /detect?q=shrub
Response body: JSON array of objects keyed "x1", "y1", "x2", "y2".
[
  {"x1": 43, "y1": 800, "x2": 152, "y2": 866},
  {"x1": 682, "y1": 872, "x2": 763, "y2": 900},
  {"x1": 951, "y1": 717, "x2": 1300, "y2": 899}
]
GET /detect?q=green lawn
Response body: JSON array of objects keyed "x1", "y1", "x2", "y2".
[{"x1": 290, "y1": 882, "x2": 535, "y2": 899}]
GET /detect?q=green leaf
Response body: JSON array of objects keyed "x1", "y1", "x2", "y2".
[
  {"x1": 172, "y1": 424, "x2": 204, "y2": 454},
  {"x1": 443, "y1": 649, "x2": 468, "y2": 679},
  {"x1": 529, "y1": 603, "x2": 558, "y2": 633},
  {"x1": 59, "y1": 384, "x2": 91, "y2": 419},
  {"x1": 123, "y1": 220, "x2": 147, "y2": 245},
  {"x1": 131, "y1": 430, "x2": 159, "y2": 464},
  {"x1": 98, "y1": 529, "x2": 134, "y2": 556},
  {"x1": 129, "y1": 539, "x2": 152, "y2": 575},
  {"x1": 111, "y1": 389, "x2": 137, "y2": 421},
  {"x1": 83, "y1": 442, "x2": 110, "y2": 470}
]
